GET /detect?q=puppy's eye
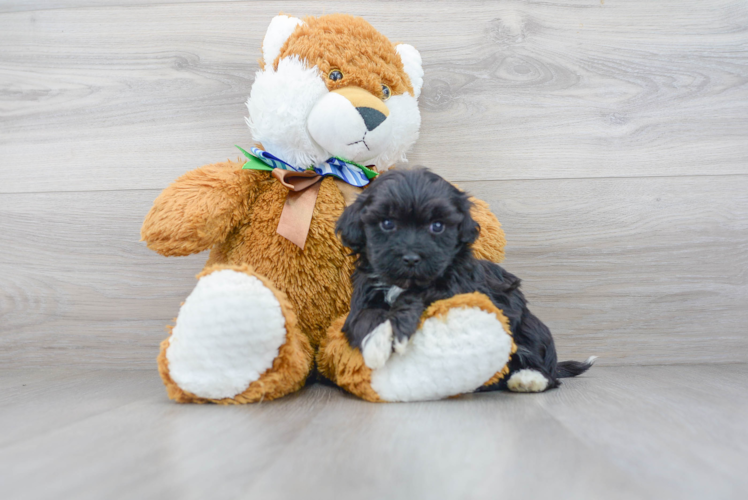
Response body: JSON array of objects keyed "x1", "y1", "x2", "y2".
[
  {"x1": 381, "y1": 84, "x2": 391, "y2": 100},
  {"x1": 430, "y1": 221, "x2": 445, "y2": 234},
  {"x1": 380, "y1": 219, "x2": 396, "y2": 231},
  {"x1": 328, "y1": 69, "x2": 344, "y2": 81}
]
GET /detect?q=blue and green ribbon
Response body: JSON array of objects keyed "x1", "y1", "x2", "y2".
[{"x1": 237, "y1": 146, "x2": 377, "y2": 187}]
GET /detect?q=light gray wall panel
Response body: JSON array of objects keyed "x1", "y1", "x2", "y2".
[
  {"x1": 1, "y1": 175, "x2": 745, "y2": 368},
  {"x1": 1, "y1": 1, "x2": 746, "y2": 193},
  {"x1": 1, "y1": 1, "x2": 746, "y2": 368}
]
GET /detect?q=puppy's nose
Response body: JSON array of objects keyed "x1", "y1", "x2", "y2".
[
  {"x1": 402, "y1": 254, "x2": 421, "y2": 267},
  {"x1": 356, "y1": 107, "x2": 386, "y2": 131}
]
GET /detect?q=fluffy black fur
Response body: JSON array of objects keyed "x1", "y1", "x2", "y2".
[{"x1": 336, "y1": 168, "x2": 592, "y2": 391}]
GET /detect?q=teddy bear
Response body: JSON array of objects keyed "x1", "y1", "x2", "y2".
[{"x1": 141, "y1": 13, "x2": 514, "y2": 404}]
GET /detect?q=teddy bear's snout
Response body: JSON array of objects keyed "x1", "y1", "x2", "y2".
[
  {"x1": 333, "y1": 86, "x2": 390, "y2": 131},
  {"x1": 307, "y1": 85, "x2": 394, "y2": 163}
]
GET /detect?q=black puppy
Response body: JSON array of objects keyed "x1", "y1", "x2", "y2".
[{"x1": 336, "y1": 168, "x2": 594, "y2": 392}]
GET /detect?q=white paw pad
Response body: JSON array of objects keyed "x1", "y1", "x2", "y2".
[
  {"x1": 507, "y1": 369, "x2": 549, "y2": 393},
  {"x1": 166, "y1": 270, "x2": 287, "y2": 399},
  {"x1": 362, "y1": 320, "x2": 393, "y2": 369}
]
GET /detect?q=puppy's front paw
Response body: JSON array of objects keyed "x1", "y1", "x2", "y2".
[
  {"x1": 362, "y1": 320, "x2": 393, "y2": 369},
  {"x1": 392, "y1": 334, "x2": 409, "y2": 355},
  {"x1": 507, "y1": 369, "x2": 549, "y2": 393}
]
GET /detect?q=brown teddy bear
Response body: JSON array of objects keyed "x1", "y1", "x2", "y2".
[{"x1": 141, "y1": 14, "x2": 512, "y2": 403}]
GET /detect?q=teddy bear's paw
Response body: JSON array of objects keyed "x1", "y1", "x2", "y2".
[
  {"x1": 165, "y1": 269, "x2": 288, "y2": 399},
  {"x1": 506, "y1": 369, "x2": 549, "y2": 393},
  {"x1": 370, "y1": 305, "x2": 514, "y2": 402},
  {"x1": 362, "y1": 320, "x2": 393, "y2": 370}
]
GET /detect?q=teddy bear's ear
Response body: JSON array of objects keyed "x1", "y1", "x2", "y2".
[
  {"x1": 396, "y1": 44, "x2": 424, "y2": 99},
  {"x1": 262, "y1": 15, "x2": 304, "y2": 68}
]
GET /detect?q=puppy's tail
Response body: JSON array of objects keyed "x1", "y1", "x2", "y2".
[{"x1": 556, "y1": 356, "x2": 597, "y2": 378}]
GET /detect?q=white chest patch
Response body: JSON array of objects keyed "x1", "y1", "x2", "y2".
[
  {"x1": 369, "y1": 306, "x2": 513, "y2": 402},
  {"x1": 166, "y1": 270, "x2": 288, "y2": 400},
  {"x1": 384, "y1": 285, "x2": 404, "y2": 305}
]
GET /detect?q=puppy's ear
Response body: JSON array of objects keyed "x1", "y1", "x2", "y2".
[
  {"x1": 456, "y1": 194, "x2": 480, "y2": 245},
  {"x1": 336, "y1": 190, "x2": 370, "y2": 254}
]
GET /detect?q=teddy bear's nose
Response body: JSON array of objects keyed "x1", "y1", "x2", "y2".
[{"x1": 356, "y1": 107, "x2": 387, "y2": 131}]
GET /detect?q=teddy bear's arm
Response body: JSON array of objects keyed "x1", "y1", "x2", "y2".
[
  {"x1": 141, "y1": 160, "x2": 264, "y2": 257},
  {"x1": 469, "y1": 197, "x2": 506, "y2": 263}
]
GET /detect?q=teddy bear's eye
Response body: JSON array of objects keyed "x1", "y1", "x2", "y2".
[
  {"x1": 381, "y1": 84, "x2": 391, "y2": 100},
  {"x1": 430, "y1": 221, "x2": 445, "y2": 234},
  {"x1": 380, "y1": 219, "x2": 396, "y2": 231},
  {"x1": 328, "y1": 69, "x2": 344, "y2": 81}
]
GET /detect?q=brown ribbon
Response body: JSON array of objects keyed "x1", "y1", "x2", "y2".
[
  {"x1": 273, "y1": 169, "x2": 323, "y2": 250},
  {"x1": 272, "y1": 168, "x2": 370, "y2": 250}
]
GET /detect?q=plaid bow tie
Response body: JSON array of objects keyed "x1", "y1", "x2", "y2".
[{"x1": 237, "y1": 146, "x2": 378, "y2": 187}]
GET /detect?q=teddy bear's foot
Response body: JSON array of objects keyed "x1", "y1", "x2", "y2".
[
  {"x1": 318, "y1": 293, "x2": 516, "y2": 402},
  {"x1": 157, "y1": 264, "x2": 312, "y2": 404}
]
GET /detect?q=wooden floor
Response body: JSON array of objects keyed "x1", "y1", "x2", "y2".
[{"x1": 1, "y1": 364, "x2": 746, "y2": 500}]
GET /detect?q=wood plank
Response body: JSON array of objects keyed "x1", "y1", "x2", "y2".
[
  {"x1": 0, "y1": 189, "x2": 208, "y2": 369},
  {"x1": 0, "y1": 369, "x2": 332, "y2": 500},
  {"x1": 0, "y1": 0, "x2": 231, "y2": 14},
  {"x1": 2, "y1": 0, "x2": 747, "y2": 193},
  {"x1": 539, "y1": 364, "x2": 748, "y2": 499},
  {"x1": 463, "y1": 175, "x2": 748, "y2": 366},
  {"x1": 0, "y1": 368, "x2": 161, "y2": 449},
  {"x1": 2, "y1": 365, "x2": 746, "y2": 500},
  {"x1": 1, "y1": 174, "x2": 745, "y2": 368},
  {"x1": 243, "y1": 380, "x2": 655, "y2": 500}
]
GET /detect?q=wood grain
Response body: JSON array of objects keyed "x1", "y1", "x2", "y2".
[
  {"x1": 465, "y1": 175, "x2": 748, "y2": 365},
  {"x1": 1, "y1": 175, "x2": 745, "y2": 368},
  {"x1": 1, "y1": 0, "x2": 747, "y2": 193},
  {"x1": 1, "y1": 1, "x2": 747, "y2": 370},
  {"x1": 540, "y1": 364, "x2": 748, "y2": 500},
  {"x1": 0, "y1": 0, "x2": 229, "y2": 13},
  {"x1": 1, "y1": 5, "x2": 746, "y2": 498},
  {"x1": 1, "y1": 365, "x2": 746, "y2": 500}
]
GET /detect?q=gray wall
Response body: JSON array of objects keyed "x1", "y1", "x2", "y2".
[{"x1": 1, "y1": 0, "x2": 746, "y2": 369}]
